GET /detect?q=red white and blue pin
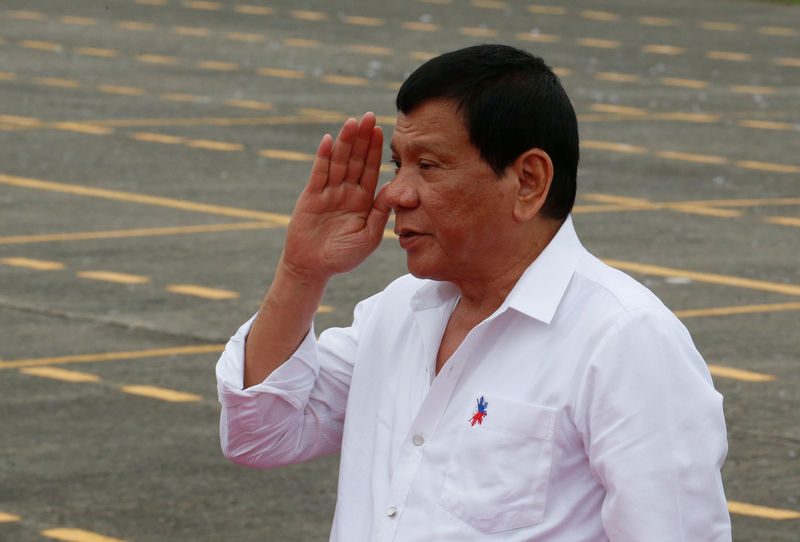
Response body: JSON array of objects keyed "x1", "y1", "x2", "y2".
[{"x1": 470, "y1": 396, "x2": 488, "y2": 426}]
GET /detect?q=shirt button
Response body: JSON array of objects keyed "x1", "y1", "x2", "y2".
[
  {"x1": 387, "y1": 505, "x2": 397, "y2": 517},
  {"x1": 412, "y1": 434, "x2": 424, "y2": 446}
]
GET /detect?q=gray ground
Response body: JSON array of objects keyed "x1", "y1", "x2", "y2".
[{"x1": 1, "y1": 0, "x2": 798, "y2": 540}]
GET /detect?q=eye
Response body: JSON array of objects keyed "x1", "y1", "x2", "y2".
[
  {"x1": 419, "y1": 161, "x2": 435, "y2": 170},
  {"x1": 388, "y1": 158, "x2": 401, "y2": 172}
]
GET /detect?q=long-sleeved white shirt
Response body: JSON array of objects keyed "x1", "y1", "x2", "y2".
[{"x1": 216, "y1": 217, "x2": 731, "y2": 541}]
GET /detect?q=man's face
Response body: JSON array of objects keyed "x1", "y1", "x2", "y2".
[{"x1": 385, "y1": 99, "x2": 519, "y2": 285}]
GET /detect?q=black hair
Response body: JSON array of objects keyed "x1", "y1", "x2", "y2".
[{"x1": 396, "y1": 44, "x2": 579, "y2": 220}]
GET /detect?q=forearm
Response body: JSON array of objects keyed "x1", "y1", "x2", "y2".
[{"x1": 243, "y1": 256, "x2": 329, "y2": 388}]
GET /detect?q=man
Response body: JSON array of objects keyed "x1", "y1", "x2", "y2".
[{"x1": 217, "y1": 45, "x2": 731, "y2": 541}]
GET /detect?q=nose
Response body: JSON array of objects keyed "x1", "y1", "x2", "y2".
[{"x1": 383, "y1": 171, "x2": 420, "y2": 210}]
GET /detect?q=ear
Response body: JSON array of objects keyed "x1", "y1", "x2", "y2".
[{"x1": 511, "y1": 148, "x2": 553, "y2": 222}]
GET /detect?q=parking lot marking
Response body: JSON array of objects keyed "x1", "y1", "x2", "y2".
[
  {"x1": 257, "y1": 67, "x2": 305, "y2": 79},
  {"x1": 472, "y1": 0, "x2": 508, "y2": 9},
  {"x1": 226, "y1": 32, "x2": 265, "y2": 42},
  {"x1": 51, "y1": 122, "x2": 113, "y2": 135},
  {"x1": 766, "y1": 216, "x2": 800, "y2": 227},
  {"x1": 76, "y1": 270, "x2": 151, "y2": 284},
  {"x1": 1, "y1": 257, "x2": 65, "y2": 270},
  {"x1": 643, "y1": 44, "x2": 686, "y2": 55},
  {"x1": 346, "y1": 44, "x2": 393, "y2": 56},
  {"x1": 654, "y1": 151, "x2": 729, "y2": 165},
  {"x1": 137, "y1": 54, "x2": 180, "y2": 65},
  {"x1": 0, "y1": 173, "x2": 291, "y2": 223},
  {"x1": 96, "y1": 85, "x2": 147, "y2": 96},
  {"x1": 731, "y1": 86, "x2": 777, "y2": 96},
  {"x1": 0, "y1": 345, "x2": 225, "y2": 370},
  {"x1": 727, "y1": 501, "x2": 800, "y2": 520},
  {"x1": 321, "y1": 75, "x2": 370, "y2": 86},
  {"x1": 594, "y1": 72, "x2": 640, "y2": 83},
  {"x1": 738, "y1": 119, "x2": 791, "y2": 129},
  {"x1": 234, "y1": 5, "x2": 275, "y2": 16},
  {"x1": 773, "y1": 57, "x2": 800, "y2": 67},
  {"x1": 402, "y1": 21, "x2": 440, "y2": 32},
  {"x1": 342, "y1": 16, "x2": 385, "y2": 26},
  {"x1": 41, "y1": 528, "x2": 128, "y2": 542},
  {"x1": 737, "y1": 161, "x2": 800, "y2": 174},
  {"x1": 20, "y1": 40, "x2": 62, "y2": 52},
  {"x1": 60, "y1": 16, "x2": 98, "y2": 26},
  {"x1": 224, "y1": 99, "x2": 272, "y2": 110},
  {"x1": 74, "y1": 47, "x2": 119, "y2": 58},
  {"x1": 526, "y1": 5, "x2": 566, "y2": 15},
  {"x1": 195, "y1": 60, "x2": 239, "y2": 71},
  {"x1": 706, "y1": 51, "x2": 752, "y2": 62},
  {"x1": 6, "y1": 10, "x2": 46, "y2": 20},
  {"x1": 659, "y1": 77, "x2": 709, "y2": 88},
  {"x1": 516, "y1": 32, "x2": 560, "y2": 43},
  {"x1": 121, "y1": 385, "x2": 202, "y2": 402},
  {"x1": 580, "y1": 10, "x2": 621, "y2": 21},
  {"x1": 115, "y1": 21, "x2": 156, "y2": 31},
  {"x1": 459, "y1": 27, "x2": 499, "y2": 37},
  {"x1": 675, "y1": 302, "x2": 800, "y2": 319},
  {"x1": 577, "y1": 38, "x2": 621, "y2": 49},
  {"x1": 699, "y1": 21, "x2": 742, "y2": 32},
  {"x1": 131, "y1": 132, "x2": 185, "y2": 144},
  {"x1": 166, "y1": 284, "x2": 239, "y2": 299},
  {"x1": 290, "y1": 10, "x2": 328, "y2": 21},
  {"x1": 604, "y1": 260, "x2": 800, "y2": 297},
  {"x1": 185, "y1": 139, "x2": 244, "y2": 151},
  {"x1": 707, "y1": 366, "x2": 775, "y2": 383},
  {"x1": 637, "y1": 16, "x2": 678, "y2": 26},
  {"x1": 20, "y1": 367, "x2": 101, "y2": 382},
  {"x1": 582, "y1": 140, "x2": 647, "y2": 154},
  {"x1": 0, "y1": 511, "x2": 21, "y2": 522},
  {"x1": 758, "y1": 26, "x2": 797, "y2": 36},
  {"x1": 182, "y1": 1, "x2": 222, "y2": 10},
  {"x1": 0, "y1": 222, "x2": 279, "y2": 245},
  {"x1": 259, "y1": 149, "x2": 315, "y2": 161}
]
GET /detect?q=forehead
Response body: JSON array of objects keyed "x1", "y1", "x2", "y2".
[{"x1": 390, "y1": 99, "x2": 471, "y2": 154}]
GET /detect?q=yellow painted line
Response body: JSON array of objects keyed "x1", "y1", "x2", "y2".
[
  {"x1": 675, "y1": 302, "x2": 800, "y2": 319},
  {"x1": 699, "y1": 21, "x2": 742, "y2": 32},
  {"x1": 706, "y1": 51, "x2": 751, "y2": 62},
  {"x1": 730, "y1": 85, "x2": 776, "y2": 95},
  {"x1": 317, "y1": 305, "x2": 334, "y2": 313},
  {"x1": 526, "y1": 5, "x2": 566, "y2": 15},
  {"x1": 20, "y1": 366, "x2": 101, "y2": 382},
  {"x1": 589, "y1": 104, "x2": 647, "y2": 116},
  {"x1": 577, "y1": 38, "x2": 621, "y2": 49},
  {"x1": 7, "y1": 10, "x2": 46, "y2": 19},
  {"x1": 61, "y1": 16, "x2": 97, "y2": 26},
  {"x1": 77, "y1": 270, "x2": 150, "y2": 284},
  {"x1": 346, "y1": 45, "x2": 393, "y2": 56},
  {"x1": 594, "y1": 72, "x2": 640, "y2": 83},
  {"x1": 257, "y1": 67, "x2": 305, "y2": 79},
  {"x1": 0, "y1": 222, "x2": 279, "y2": 245},
  {"x1": 409, "y1": 51, "x2": 438, "y2": 61},
  {"x1": 259, "y1": 149, "x2": 315, "y2": 161},
  {"x1": 0, "y1": 345, "x2": 225, "y2": 370},
  {"x1": 0, "y1": 173, "x2": 292, "y2": 223},
  {"x1": 582, "y1": 140, "x2": 647, "y2": 154},
  {"x1": 342, "y1": 15, "x2": 385, "y2": 26},
  {"x1": 285, "y1": 38, "x2": 321, "y2": 48},
  {"x1": 0, "y1": 511, "x2": 21, "y2": 522},
  {"x1": 21, "y1": 40, "x2": 63, "y2": 52},
  {"x1": 553, "y1": 67, "x2": 572, "y2": 77},
  {"x1": 74, "y1": 47, "x2": 118, "y2": 58},
  {"x1": 739, "y1": 119, "x2": 792, "y2": 130},
  {"x1": 121, "y1": 385, "x2": 202, "y2": 402},
  {"x1": 604, "y1": 259, "x2": 800, "y2": 296},
  {"x1": 736, "y1": 160, "x2": 800, "y2": 174},
  {"x1": 226, "y1": 32, "x2": 265, "y2": 42},
  {"x1": 138, "y1": 54, "x2": 180, "y2": 65},
  {"x1": 186, "y1": 139, "x2": 244, "y2": 151},
  {"x1": 758, "y1": 26, "x2": 797, "y2": 37},
  {"x1": 321, "y1": 75, "x2": 370, "y2": 86},
  {"x1": 160, "y1": 93, "x2": 207, "y2": 103},
  {"x1": 708, "y1": 366, "x2": 775, "y2": 382},
  {"x1": 51, "y1": 122, "x2": 113, "y2": 135},
  {"x1": 0, "y1": 115, "x2": 42, "y2": 127},
  {"x1": 728, "y1": 501, "x2": 800, "y2": 519},
  {"x1": 290, "y1": 10, "x2": 328, "y2": 21},
  {"x1": 680, "y1": 197, "x2": 800, "y2": 208},
  {"x1": 234, "y1": 5, "x2": 275, "y2": 15},
  {"x1": 137, "y1": 0, "x2": 167, "y2": 4},
  {"x1": 173, "y1": 26, "x2": 212, "y2": 36},
  {"x1": 459, "y1": 27, "x2": 499, "y2": 37},
  {"x1": 224, "y1": 99, "x2": 272, "y2": 110},
  {"x1": 0, "y1": 72, "x2": 17, "y2": 80},
  {"x1": 131, "y1": 132, "x2": 186, "y2": 144},
  {"x1": 643, "y1": 45, "x2": 686, "y2": 55},
  {"x1": 516, "y1": 32, "x2": 560, "y2": 43},
  {"x1": 637, "y1": 16, "x2": 678, "y2": 26},
  {"x1": 471, "y1": 0, "x2": 508, "y2": 9},
  {"x1": 115, "y1": 21, "x2": 156, "y2": 31},
  {"x1": 773, "y1": 57, "x2": 800, "y2": 68},
  {"x1": 420, "y1": 0, "x2": 451, "y2": 3},
  {"x1": 655, "y1": 150, "x2": 729, "y2": 165},
  {"x1": 660, "y1": 203, "x2": 741, "y2": 218},
  {"x1": 402, "y1": 21, "x2": 441, "y2": 32},
  {"x1": 97, "y1": 85, "x2": 147, "y2": 96},
  {"x1": 105, "y1": 116, "x2": 320, "y2": 128},
  {"x1": 35, "y1": 77, "x2": 80, "y2": 88},
  {"x1": 660, "y1": 77, "x2": 709, "y2": 89},
  {"x1": 41, "y1": 528, "x2": 127, "y2": 542},
  {"x1": 580, "y1": 10, "x2": 620, "y2": 21},
  {"x1": 651, "y1": 112, "x2": 720, "y2": 123},
  {"x1": 767, "y1": 216, "x2": 800, "y2": 227},
  {"x1": 1, "y1": 257, "x2": 65, "y2": 270},
  {"x1": 297, "y1": 108, "x2": 348, "y2": 120},
  {"x1": 182, "y1": 0, "x2": 222, "y2": 10},
  {"x1": 196, "y1": 60, "x2": 239, "y2": 71},
  {"x1": 166, "y1": 284, "x2": 239, "y2": 299}
]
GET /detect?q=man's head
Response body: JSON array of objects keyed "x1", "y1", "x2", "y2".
[{"x1": 395, "y1": 44, "x2": 579, "y2": 221}]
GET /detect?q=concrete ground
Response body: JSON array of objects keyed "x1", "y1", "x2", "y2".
[{"x1": 0, "y1": 0, "x2": 798, "y2": 540}]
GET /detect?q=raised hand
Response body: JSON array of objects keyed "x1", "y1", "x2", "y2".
[{"x1": 282, "y1": 112, "x2": 390, "y2": 279}]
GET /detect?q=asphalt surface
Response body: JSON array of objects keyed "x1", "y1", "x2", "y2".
[{"x1": 1, "y1": 0, "x2": 799, "y2": 541}]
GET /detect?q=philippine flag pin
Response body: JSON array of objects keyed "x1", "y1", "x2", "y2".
[{"x1": 470, "y1": 396, "x2": 488, "y2": 426}]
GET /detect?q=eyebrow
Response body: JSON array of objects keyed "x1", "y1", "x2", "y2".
[{"x1": 389, "y1": 139, "x2": 453, "y2": 159}]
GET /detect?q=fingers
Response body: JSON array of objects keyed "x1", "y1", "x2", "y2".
[
  {"x1": 327, "y1": 117, "x2": 360, "y2": 186},
  {"x1": 359, "y1": 125, "x2": 383, "y2": 195},
  {"x1": 308, "y1": 113, "x2": 383, "y2": 191},
  {"x1": 342, "y1": 113, "x2": 378, "y2": 184},
  {"x1": 305, "y1": 134, "x2": 334, "y2": 193}
]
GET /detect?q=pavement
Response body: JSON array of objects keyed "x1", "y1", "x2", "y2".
[{"x1": 0, "y1": 0, "x2": 799, "y2": 540}]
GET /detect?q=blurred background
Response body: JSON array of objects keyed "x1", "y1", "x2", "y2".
[{"x1": 1, "y1": 0, "x2": 798, "y2": 540}]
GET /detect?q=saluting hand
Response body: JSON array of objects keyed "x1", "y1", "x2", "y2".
[{"x1": 281, "y1": 112, "x2": 390, "y2": 279}]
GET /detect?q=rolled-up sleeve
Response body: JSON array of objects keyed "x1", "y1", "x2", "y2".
[
  {"x1": 576, "y1": 308, "x2": 731, "y2": 541},
  {"x1": 216, "y1": 309, "x2": 360, "y2": 469}
]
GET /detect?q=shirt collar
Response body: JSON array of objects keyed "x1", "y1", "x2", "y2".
[{"x1": 409, "y1": 216, "x2": 584, "y2": 324}]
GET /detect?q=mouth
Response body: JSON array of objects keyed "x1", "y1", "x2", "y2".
[{"x1": 395, "y1": 228, "x2": 425, "y2": 248}]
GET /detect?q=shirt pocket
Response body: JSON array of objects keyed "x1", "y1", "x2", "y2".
[{"x1": 438, "y1": 395, "x2": 556, "y2": 533}]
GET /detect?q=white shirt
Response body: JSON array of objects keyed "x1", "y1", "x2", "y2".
[{"x1": 216, "y1": 217, "x2": 731, "y2": 541}]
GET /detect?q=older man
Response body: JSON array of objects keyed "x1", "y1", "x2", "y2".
[{"x1": 216, "y1": 45, "x2": 731, "y2": 541}]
